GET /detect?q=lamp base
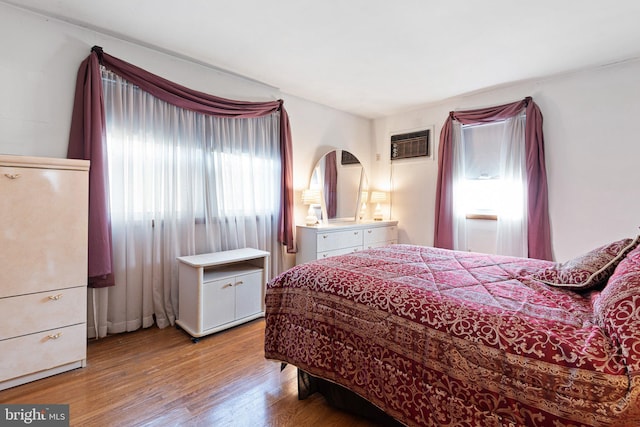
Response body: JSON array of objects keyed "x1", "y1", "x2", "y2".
[
  {"x1": 373, "y1": 206, "x2": 383, "y2": 221},
  {"x1": 305, "y1": 215, "x2": 318, "y2": 226}
]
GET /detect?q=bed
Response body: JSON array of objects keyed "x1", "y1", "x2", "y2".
[{"x1": 264, "y1": 238, "x2": 640, "y2": 426}]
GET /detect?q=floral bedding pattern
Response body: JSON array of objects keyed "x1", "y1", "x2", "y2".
[{"x1": 264, "y1": 244, "x2": 640, "y2": 427}]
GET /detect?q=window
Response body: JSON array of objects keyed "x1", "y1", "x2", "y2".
[
  {"x1": 458, "y1": 121, "x2": 504, "y2": 217},
  {"x1": 434, "y1": 97, "x2": 552, "y2": 260},
  {"x1": 450, "y1": 113, "x2": 527, "y2": 256},
  {"x1": 212, "y1": 151, "x2": 279, "y2": 216},
  {"x1": 103, "y1": 70, "x2": 280, "y2": 224},
  {"x1": 455, "y1": 114, "x2": 526, "y2": 220}
]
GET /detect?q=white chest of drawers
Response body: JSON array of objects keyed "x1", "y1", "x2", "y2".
[
  {"x1": 0, "y1": 154, "x2": 89, "y2": 390},
  {"x1": 296, "y1": 220, "x2": 398, "y2": 265}
]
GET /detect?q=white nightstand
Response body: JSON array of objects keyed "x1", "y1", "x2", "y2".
[{"x1": 176, "y1": 248, "x2": 270, "y2": 342}]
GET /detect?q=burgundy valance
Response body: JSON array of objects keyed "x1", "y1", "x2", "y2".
[
  {"x1": 68, "y1": 46, "x2": 296, "y2": 287},
  {"x1": 434, "y1": 97, "x2": 553, "y2": 260}
]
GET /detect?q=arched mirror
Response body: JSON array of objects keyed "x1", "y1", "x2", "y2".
[{"x1": 308, "y1": 150, "x2": 368, "y2": 224}]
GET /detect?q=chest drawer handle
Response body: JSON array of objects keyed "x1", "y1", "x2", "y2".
[
  {"x1": 48, "y1": 294, "x2": 63, "y2": 301},
  {"x1": 47, "y1": 332, "x2": 63, "y2": 340},
  {"x1": 367, "y1": 230, "x2": 372, "y2": 233},
  {"x1": 322, "y1": 235, "x2": 328, "y2": 239},
  {"x1": 222, "y1": 283, "x2": 233, "y2": 289},
  {"x1": 235, "y1": 281, "x2": 244, "y2": 286},
  {"x1": 353, "y1": 231, "x2": 359, "y2": 235},
  {"x1": 4, "y1": 173, "x2": 21, "y2": 180}
]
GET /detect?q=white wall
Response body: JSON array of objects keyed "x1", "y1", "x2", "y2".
[
  {"x1": 375, "y1": 59, "x2": 640, "y2": 261},
  {"x1": 0, "y1": 3, "x2": 371, "y2": 268},
  {"x1": 5, "y1": 2, "x2": 637, "y2": 265}
]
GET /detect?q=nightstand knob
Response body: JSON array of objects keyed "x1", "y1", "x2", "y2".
[
  {"x1": 48, "y1": 294, "x2": 63, "y2": 301},
  {"x1": 47, "y1": 332, "x2": 63, "y2": 340}
]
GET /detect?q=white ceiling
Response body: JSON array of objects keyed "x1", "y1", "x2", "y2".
[{"x1": 6, "y1": 0, "x2": 640, "y2": 118}]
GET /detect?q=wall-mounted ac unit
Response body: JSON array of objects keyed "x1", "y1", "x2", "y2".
[{"x1": 391, "y1": 129, "x2": 430, "y2": 160}]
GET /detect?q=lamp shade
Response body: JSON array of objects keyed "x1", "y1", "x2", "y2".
[
  {"x1": 302, "y1": 188, "x2": 321, "y2": 205},
  {"x1": 370, "y1": 191, "x2": 388, "y2": 204}
]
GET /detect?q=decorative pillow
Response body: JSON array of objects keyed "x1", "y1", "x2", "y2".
[
  {"x1": 531, "y1": 235, "x2": 640, "y2": 290},
  {"x1": 593, "y1": 244, "x2": 640, "y2": 372}
]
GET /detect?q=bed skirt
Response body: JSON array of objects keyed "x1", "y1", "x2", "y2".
[{"x1": 296, "y1": 367, "x2": 403, "y2": 426}]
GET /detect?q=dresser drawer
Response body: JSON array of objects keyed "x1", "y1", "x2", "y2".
[
  {"x1": 296, "y1": 221, "x2": 398, "y2": 265},
  {"x1": 317, "y1": 246, "x2": 361, "y2": 260},
  {"x1": 0, "y1": 323, "x2": 86, "y2": 382},
  {"x1": 363, "y1": 225, "x2": 398, "y2": 246},
  {"x1": 317, "y1": 229, "x2": 364, "y2": 252},
  {"x1": 0, "y1": 286, "x2": 86, "y2": 340}
]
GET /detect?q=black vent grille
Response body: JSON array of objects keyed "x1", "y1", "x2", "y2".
[{"x1": 391, "y1": 129, "x2": 430, "y2": 160}]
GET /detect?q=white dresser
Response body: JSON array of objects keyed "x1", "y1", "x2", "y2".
[
  {"x1": 0, "y1": 154, "x2": 89, "y2": 390},
  {"x1": 296, "y1": 220, "x2": 398, "y2": 265},
  {"x1": 176, "y1": 248, "x2": 270, "y2": 342}
]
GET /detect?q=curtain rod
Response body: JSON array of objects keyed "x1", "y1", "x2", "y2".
[
  {"x1": 91, "y1": 45, "x2": 104, "y2": 65},
  {"x1": 449, "y1": 96, "x2": 532, "y2": 117}
]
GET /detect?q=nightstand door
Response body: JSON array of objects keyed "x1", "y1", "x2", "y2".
[
  {"x1": 202, "y1": 277, "x2": 235, "y2": 330},
  {"x1": 234, "y1": 270, "x2": 263, "y2": 320}
]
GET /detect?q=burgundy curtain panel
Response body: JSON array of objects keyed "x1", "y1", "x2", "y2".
[
  {"x1": 324, "y1": 150, "x2": 338, "y2": 218},
  {"x1": 67, "y1": 51, "x2": 113, "y2": 287},
  {"x1": 433, "y1": 97, "x2": 553, "y2": 260},
  {"x1": 68, "y1": 46, "x2": 296, "y2": 287}
]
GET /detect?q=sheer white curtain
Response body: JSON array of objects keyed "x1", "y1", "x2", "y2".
[
  {"x1": 88, "y1": 69, "x2": 281, "y2": 338},
  {"x1": 451, "y1": 114, "x2": 527, "y2": 256},
  {"x1": 451, "y1": 121, "x2": 468, "y2": 250},
  {"x1": 496, "y1": 115, "x2": 527, "y2": 257}
]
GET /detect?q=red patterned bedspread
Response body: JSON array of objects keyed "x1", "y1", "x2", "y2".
[{"x1": 264, "y1": 244, "x2": 640, "y2": 427}]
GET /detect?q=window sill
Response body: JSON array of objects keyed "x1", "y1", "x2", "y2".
[{"x1": 465, "y1": 213, "x2": 498, "y2": 221}]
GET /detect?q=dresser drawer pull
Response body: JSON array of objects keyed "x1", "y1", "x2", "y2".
[
  {"x1": 222, "y1": 283, "x2": 233, "y2": 289},
  {"x1": 367, "y1": 230, "x2": 372, "y2": 233},
  {"x1": 4, "y1": 173, "x2": 21, "y2": 179},
  {"x1": 48, "y1": 294, "x2": 63, "y2": 301},
  {"x1": 47, "y1": 332, "x2": 63, "y2": 340},
  {"x1": 322, "y1": 235, "x2": 328, "y2": 239},
  {"x1": 235, "y1": 281, "x2": 244, "y2": 286},
  {"x1": 354, "y1": 232, "x2": 359, "y2": 235}
]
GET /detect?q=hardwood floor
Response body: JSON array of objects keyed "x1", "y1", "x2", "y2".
[{"x1": 0, "y1": 319, "x2": 383, "y2": 426}]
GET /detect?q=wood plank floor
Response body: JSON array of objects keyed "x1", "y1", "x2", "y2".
[{"x1": 0, "y1": 319, "x2": 383, "y2": 426}]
